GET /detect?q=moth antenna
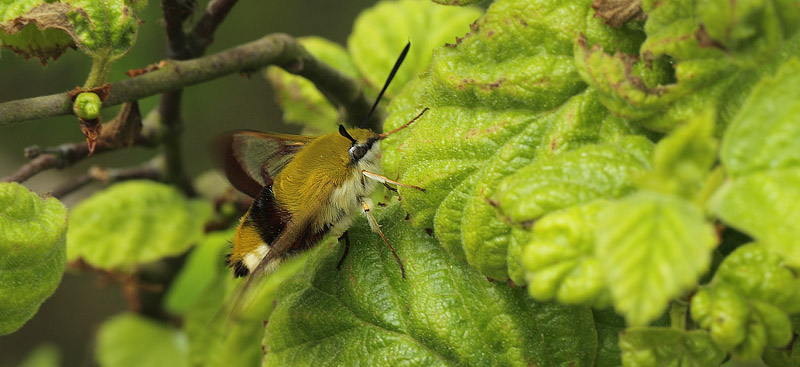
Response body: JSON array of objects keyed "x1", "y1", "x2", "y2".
[
  {"x1": 338, "y1": 125, "x2": 356, "y2": 143},
  {"x1": 379, "y1": 107, "x2": 429, "y2": 139},
  {"x1": 360, "y1": 42, "x2": 411, "y2": 129}
]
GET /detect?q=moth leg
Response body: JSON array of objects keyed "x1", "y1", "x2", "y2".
[
  {"x1": 361, "y1": 170, "x2": 425, "y2": 192},
  {"x1": 360, "y1": 198, "x2": 406, "y2": 279},
  {"x1": 336, "y1": 232, "x2": 350, "y2": 271},
  {"x1": 382, "y1": 182, "x2": 398, "y2": 192}
]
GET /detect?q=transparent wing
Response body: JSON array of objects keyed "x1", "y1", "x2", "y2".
[{"x1": 216, "y1": 131, "x2": 316, "y2": 198}]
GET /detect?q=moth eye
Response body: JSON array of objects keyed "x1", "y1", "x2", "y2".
[{"x1": 350, "y1": 145, "x2": 368, "y2": 161}]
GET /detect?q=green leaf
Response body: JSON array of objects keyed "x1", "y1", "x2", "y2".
[
  {"x1": 348, "y1": 0, "x2": 482, "y2": 98},
  {"x1": 521, "y1": 200, "x2": 612, "y2": 308},
  {"x1": 691, "y1": 282, "x2": 750, "y2": 351},
  {"x1": 64, "y1": 0, "x2": 140, "y2": 62},
  {"x1": 263, "y1": 202, "x2": 598, "y2": 367},
  {"x1": 67, "y1": 181, "x2": 212, "y2": 270},
  {"x1": 429, "y1": 0, "x2": 483, "y2": 5},
  {"x1": 575, "y1": 0, "x2": 798, "y2": 132},
  {"x1": 96, "y1": 313, "x2": 189, "y2": 367},
  {"x1": 0, "y1": 1, "x2": 76, "y2": 64},
  {"x1": 0, "y1": 0, "x2": 141, "y2": 67},
  {"x1": 496, "y1": 136, "x2": 653, "y2": 224},
  {"x1": 690, "y1": 280, "x2": 792, "y2": 360},
  {"x1": 714, "y1": 244, "x2": 800, "y2": 314},
  {"x1": 19, "y1": 343, "x2": 61, "y2": 367},
  {"x1": 762, "y1": 336, "x2": 800, "y2": 367},
  {"x1": 619, "y1": 327, "x2": 726, "y2": 367},
  {"x1": 690, "y1": 243, "x2": 797, "y2": 360},
  {"x1": 696, "y1": 0, "x2": 800, "y2": 67},
  {"x1": 596, "y1": 191, "x2": 717, "y2": 326},
  {"x1": 711, "y1": 169, "x2": 800, "y2": 267},
  {"x1": 164, "y1": 229, "x2": 234, "y2": 314},
  {"x1": 593, "y1": 308, "x2": 626, "y2": 367},
  {"x1": 0, "y1": 182, "x2": 67, "y2": 336},
  {"x1": 174, "y1": 230, "x2": 309, "y2": 367},
  {"x1": 636, "y1": 108, "x2": 717, "y2": 200},
  {"x1": 381, "y1": 0, "x2": 649, "y2": 279},
  {"x1": 264, "y1": 37, "x2": 360, "y2": 134},
  {"x1": 720, "y1": 58, "x2": 800, "y2": 177}
]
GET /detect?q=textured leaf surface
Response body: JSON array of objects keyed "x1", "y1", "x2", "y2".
[
  {"x1": 575, "y1": 0, "x2": 800, "y2": 132},
  {"x1": 0, "y1": 182, "x2": 67, "y2": 335},
  {"x1": 714, "y1": 244, "x2": 800, "y2": 314},
  {"x1": 64, "y1": 0, "x2": 140, "y2": 61},
  {"x1": 619, "y1": 328, "x2": 725, "y2": 367},
  {"x1": 67, "y1": 181, "x2": 212, "y2": 270},
  {"x1": 592, "y1": 308, "x2": 626, "y2": 367},
  {"x1": 596, "y1": 191, "x2": 716, "y2": 325},
  {"x1": 690, "y1": 282, "x2": 791, "y2": 360},
  {"x1": 691, "y1": 244, "x2": 798, "y2": 360},
  {"x1": 762, "y1": 336, "x2": 800, "y2": 367},
  {"x1": 0, "y1": 1, "x2": 75, "y2": 64},
  {"x1": 265, "y1": 37, "x2": 360, "y2": 133},
  {"x1": 521, "y1": 200, "x2": 612, "y2": 307},
  {"x1": 0, "y1": 0, "x2": 140, "y2": 64},
  {"x1": 263, "y1": 202, "x2": 597, "y2": 367},
  {"x1": 348, "y1": 0, "x2": 482, "y2": 98},
  {"x1": 696, "y1": 0, "x2": 800, "y2": 66},
  {"x1": 96, "y1": 313, "x2": 189, "y2": 367},
  {"x1": 497, "y1": 137, "x2": 652, "y2": 224},
  {"x1": 381, "y1": 0, "x2": 648, "y2": 279}
]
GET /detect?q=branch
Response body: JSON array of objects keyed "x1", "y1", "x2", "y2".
[
  {"x1": 0, "y1": 34, "x2": 379, "y2": 129},
  {"x1": 189, "y1": 0, "x2": 240, "y2": 55},
  {"x1": 1, "y1": 133, "x2": 157, "y2": 183},
  {"x1": 161, "y1": 0, "x2": 194, "y2": 59},
  {"x1": 51, "y1": 160, "x2": 164, "y2": 198}
]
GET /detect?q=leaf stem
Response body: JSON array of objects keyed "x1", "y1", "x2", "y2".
[
  {"x1": 84, "y1": 56, "x2": 114, "y2": 88},
  {"x1": 670, "y1": 300, "x2": 688, "y2": 330}
]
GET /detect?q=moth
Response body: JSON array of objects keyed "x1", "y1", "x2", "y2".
[{"x1": 218, "y1": 43, "x2": 427, "y2": 280}]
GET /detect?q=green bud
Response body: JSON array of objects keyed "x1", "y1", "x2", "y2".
[{"x1": 73, "y1": 92, "x2": 102, "y2": 120}]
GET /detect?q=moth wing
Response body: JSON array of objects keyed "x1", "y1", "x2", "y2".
[{"x1": 216, "y1": 131, "x2": 316, "y2": 198}]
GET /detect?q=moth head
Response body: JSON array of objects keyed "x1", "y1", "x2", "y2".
[{"x1": 338, "y1": 125, "x2": 380, "y2": 164}]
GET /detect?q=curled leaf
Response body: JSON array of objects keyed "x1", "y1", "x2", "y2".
[
  {"x1": 691, "y1": 281, "x2": 792, "y2": 360},
  {"x1": 496, "y1": 136, "x2": 652, "y2": 224},
  {"x1": 714, "y1": 244, "x2": 800, "y2": 314},
  {"x1": 620, "y1": 327, "x2": 726, "y2": 367},
  {"x1": 696, "y1": 0, "x2": 800, "y2": 66},
  {"x1": 521, "y1": 200, "x2": 612, "y2": 308},
  {"x1": 0, "y1": 0, "x2": 141, "y2": 65},
  {"x1": 0, "y1": 182, "x2": 68, "y2": 335},
  {"x1": 0, "y1": 2, "x2": 76, "y2": 64}
]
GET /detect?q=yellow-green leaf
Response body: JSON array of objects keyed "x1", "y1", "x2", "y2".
[
  {"x1": 0, "y1": 182, "x2": 67, "y2": 335},
  {"x1": 67, "y1": 181, "x2": 212, "y2": 270}
]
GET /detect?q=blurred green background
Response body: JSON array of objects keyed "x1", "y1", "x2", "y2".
[{"x1": 0, "y1": 1, "x2": 374, "y2": 366}]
